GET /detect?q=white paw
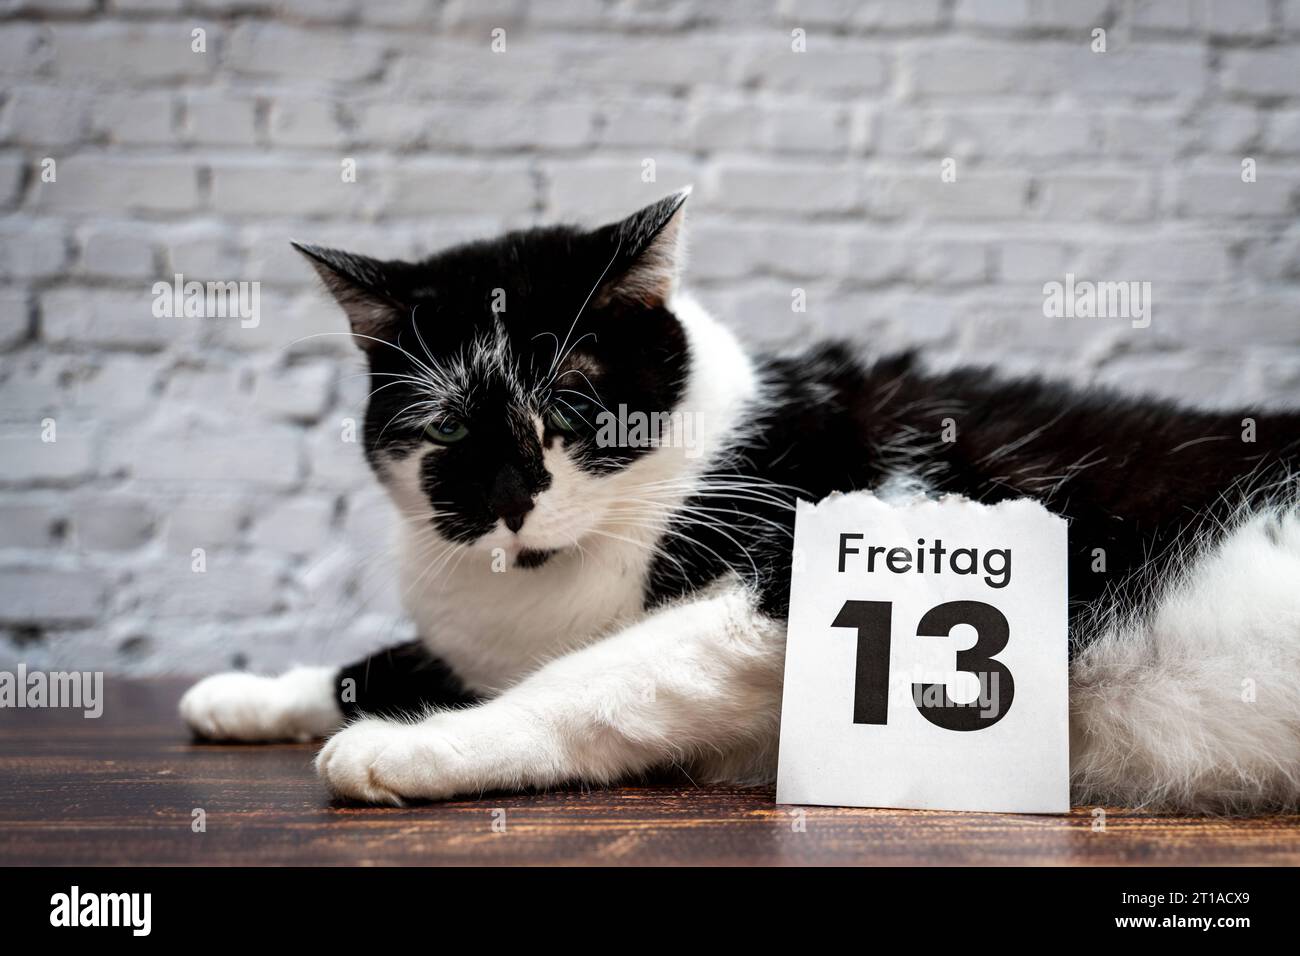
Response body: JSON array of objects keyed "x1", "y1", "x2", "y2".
[
  {"x1": 180, "y1": 667, "x2": 341, "y2": 742},
  {"x1": 316, "y1": 718, "x2": 464, "y2": 804}
]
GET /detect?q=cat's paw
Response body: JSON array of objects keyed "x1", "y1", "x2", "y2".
[
  {"x1": 180, "y1": 667, "x2": 341, "y2": 742},
  {"x1": 316, "y1": 718, "x2": 463, "y2": 804}
]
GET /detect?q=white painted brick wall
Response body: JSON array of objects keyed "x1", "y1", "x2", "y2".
[{"x1": 0, "y1": 1, "x2": 1297, "y2": 676}]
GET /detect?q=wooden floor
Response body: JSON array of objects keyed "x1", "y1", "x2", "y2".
[{"x1": 2, "y1": 679, "x2": 1298, "y2": 866}]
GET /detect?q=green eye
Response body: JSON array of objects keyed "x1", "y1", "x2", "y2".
[
  {"x1": 548, "y1": 399, "x2": 596, "y2": 433},
  {"x1": 425, "y1": 419, "x2": 469, "y2": 444}
]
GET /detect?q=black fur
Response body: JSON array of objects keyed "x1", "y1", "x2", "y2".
[
  {"x1": 644, "y1": 345, "x2": 1300, "y2": 654},
  {"x1": 337, "y1": 641, "x2": 477, "y2": 720}
]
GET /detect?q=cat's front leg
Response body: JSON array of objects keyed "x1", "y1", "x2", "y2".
[
  {"x1": 180, "y1": 666, "x2": 342, "y2": 742},
  {"x1": 316, "y1": 584, "x2": 787, "y2": 803},
  {"x1": 180, "y1": 640, "x2": 477, "y2": 742}
]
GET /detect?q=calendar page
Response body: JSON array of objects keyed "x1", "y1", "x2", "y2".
[{"x1": 776, "y1": 491, "x2": 1070, "y2": 814}]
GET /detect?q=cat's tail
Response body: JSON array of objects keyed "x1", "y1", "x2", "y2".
[{"x1": 1068, "y1": 497, "x2": 1300, "y2": 813}]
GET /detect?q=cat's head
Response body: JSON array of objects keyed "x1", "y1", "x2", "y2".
[{"x1": 294, "y1": 189, "x2": 706, "y2": 569}]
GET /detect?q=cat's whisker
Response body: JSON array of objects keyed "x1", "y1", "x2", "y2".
[
  {"x1": 285, "y1": 330, "x2": 442, "y2": 383},
  {"x1": 609, "y1": 497, "x2": 794, "y2": 540},
  {"x1": 623, "y1": 485, "x2": 800, "y2": 513},
  {"x1": 594, "y1": 505, "x2": 763, "y2": 587},
  {"x1": 555, "y1": 384, "x2": 613, "y2": 418},
  {"x1": 540, "y1": 240, "x2": 623, "y2": 391},
  {"x1": 553, "y1": 395, "x2": 601, "y2": 430},
  {"x1": 583, "y1": 526, "x2": 694, "y2": 583}
]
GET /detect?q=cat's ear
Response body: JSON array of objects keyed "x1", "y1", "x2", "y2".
[
  {"x1": 291, "y1": 241, "x2": 404, "y2": 351},
  {"x1": 594, "y1": 187, "x2": 691, "y2": 309}
]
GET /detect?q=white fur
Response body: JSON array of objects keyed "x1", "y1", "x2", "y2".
[
  {"x1": 316, "y1": 579, "x2": 785, "y2": 803},
  {"x1": 1070, "y1": 502, "x2": 1300, "y2": 812},
  {"x1": 180, "y1": 666, "x2": 340, "y2": 742}
]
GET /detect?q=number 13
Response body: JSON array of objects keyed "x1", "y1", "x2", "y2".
[{"x1": 831, "y1": 600, "x2": 1015, "y2": 731}]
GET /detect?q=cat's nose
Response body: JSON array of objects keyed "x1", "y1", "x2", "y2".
[
  {"x1": 490, "y1": 465, "x2": 536, "y2": 534},
  {"x1": 501, "y1": 506, "x2": 531, "y2": 534}
]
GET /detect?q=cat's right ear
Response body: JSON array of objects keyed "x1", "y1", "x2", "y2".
[{"x1": 291, "y1": 241, "x2": 403, "y2": 351}]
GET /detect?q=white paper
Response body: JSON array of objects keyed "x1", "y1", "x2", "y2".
[{"x1": 776, "y1": 491, "x2": 1070, "y2": 813}]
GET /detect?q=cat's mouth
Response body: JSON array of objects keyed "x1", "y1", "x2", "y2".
[{"x1": 515, "y1": 547, "x2": 558, "y2": 569}]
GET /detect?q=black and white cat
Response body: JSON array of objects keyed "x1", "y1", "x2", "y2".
[{"x1": 181, "y1": 190, "x2": 1300, "y2": 812}]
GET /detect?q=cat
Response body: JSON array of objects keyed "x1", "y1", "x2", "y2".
[{"x1": 180, "y1": 189, "x2": 1300, "y2": 812}]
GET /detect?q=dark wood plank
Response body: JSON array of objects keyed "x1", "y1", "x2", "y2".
[{"x1": 1, "y1": 678, "x2": 1297, "y2": 865}]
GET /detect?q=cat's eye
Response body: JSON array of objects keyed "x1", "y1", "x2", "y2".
[
  {"x1": 548, "y1": 398, "x2": 596, "y2": 434},
  {"x1": 425, "y1": 419, "x2": 469, "y2": 445}
]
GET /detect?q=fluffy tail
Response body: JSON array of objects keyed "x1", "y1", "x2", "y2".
[{"x1": 1069, "y1": 501, "x2": 1300, "y2": 813}]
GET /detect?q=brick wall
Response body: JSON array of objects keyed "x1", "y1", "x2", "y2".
[{"x1": 1, "y1": 0, "x2": 1298, "y2": 675}]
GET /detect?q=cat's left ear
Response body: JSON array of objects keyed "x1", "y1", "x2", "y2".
[{"x1": 594, "y1": 187, "x2": 691, "y2": 309}]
